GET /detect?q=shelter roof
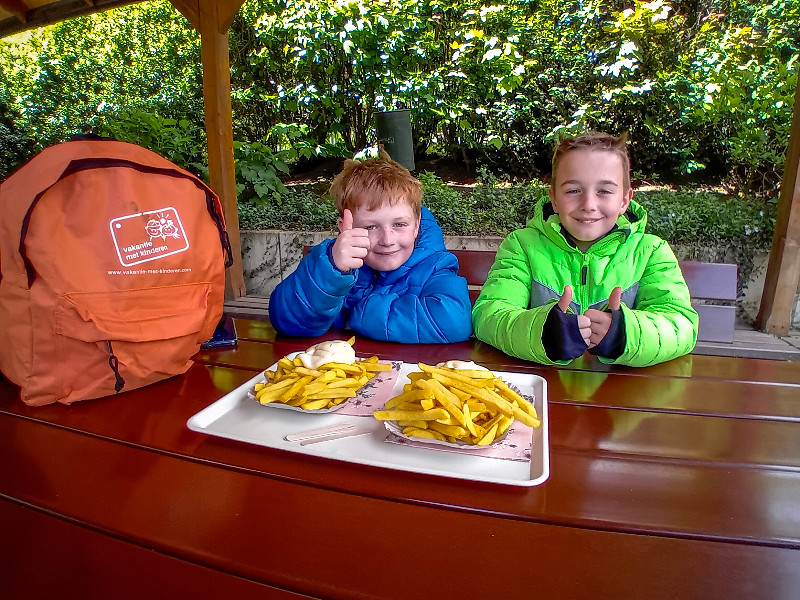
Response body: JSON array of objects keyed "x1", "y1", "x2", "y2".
[{"x1": 0, "y1": 0, "x2": 142, "y2": 38}]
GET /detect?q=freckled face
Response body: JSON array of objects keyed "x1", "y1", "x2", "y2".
[
  {"x1": 549, "y1": 149, "x2": 633, "y2": 250},
  {"x1": 350, "y1": 200, "x2": 420, "y2": 272}
]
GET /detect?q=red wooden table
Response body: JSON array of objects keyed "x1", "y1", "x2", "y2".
[{"x1": 2, "y1": 319, "x2": 799, "y2": 599}]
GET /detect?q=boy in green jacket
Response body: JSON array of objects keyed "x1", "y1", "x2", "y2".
[{"x1": 472, "y1": 131, "x2": 698, "y2": 367}]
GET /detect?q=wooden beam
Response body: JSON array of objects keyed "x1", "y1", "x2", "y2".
[
  {"x1": 755, "y1": 73, "x2": 800, "y2": 336},
  {"x1": 167, "y1": 0, "x2": 198, "y2": 31},
  {"x1": 212, "y1": 0, "x2": 243, "y2": 33},
  {"x1": 0, "y1": 0, "x2": 29, "y2": 22},
  {"x1": 170, "y1": 0, "x2": 240, "y2": 35},
  {"x1": 1, "y1": 0, "x2": 142, "y2": 37},
  {"x1": 196, "y1": 0, "x2": 246, "y2": 299}
]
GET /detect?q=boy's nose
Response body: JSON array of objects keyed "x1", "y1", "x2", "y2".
[
  {"x1": 377, "y1": 227, "x2": 394, "y2": 245},
  {"x1": 581, "y1": 195, "x2": 598, "y2": 211}
]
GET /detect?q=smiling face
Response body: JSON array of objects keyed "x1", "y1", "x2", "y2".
[
  {"x1": 346, "y1": 198, "x2": 421, "y2": 272},
  {"x1": 549, "y1": 148, "x2": 634, "y2": 251}
]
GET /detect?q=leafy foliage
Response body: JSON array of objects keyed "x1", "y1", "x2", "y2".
[
  {"x1": 99, "y1": 108, "x2": 207, "y2": 175},
  {"x1": 233, "y1": 140, "x2": 291, "y2": 205},
  {"x1": 0, "y1": 1, "x2": 202, "y2": 154},
  {"x1": 417, "y1": 172, "x2": 476, "y2": 235},
  {"x1": 0, "y1": 0, "x2": 796, "y2": 200},
  {"x1": 636, "y1": 189, "x2": 776, "y2": 250}
]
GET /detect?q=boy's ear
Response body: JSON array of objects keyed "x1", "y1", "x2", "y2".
[
  {"x1": 620, "y1": 188, "x2": 634, "y2": 214},
  {"x1": 548, "y1": 186, "x2": 557, "y2": 211}
]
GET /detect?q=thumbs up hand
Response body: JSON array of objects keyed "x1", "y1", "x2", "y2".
[
  {"x1": 583, "y1": 286, "x2": 622, "y2": 348},
  {"x1": 559, "y1": 285, "x2": 592, "y2": 347},
  {"x1": 332, "y1": 209, "x2": 370, "y2": 272},
  {"x1": 557, "y1": 284, "x2": 573, "y2": 313}
]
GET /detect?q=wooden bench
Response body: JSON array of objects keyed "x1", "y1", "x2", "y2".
[
  {"x1": 449, "y1": 249, "x2": 738, "y2": 344},
  {"x1": 298, "y1": 246, "x2": 738, "y2": 343}
]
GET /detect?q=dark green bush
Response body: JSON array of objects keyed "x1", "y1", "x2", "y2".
[
  {"x1": 3, "y1": 0, "x2": 796, "y2": 196},
  {"x1": 238, "y1": 174, "x2": 777, "y2": 253},
  {"x1": 417, "y1": 172, "x2": 475, "y2": 235},
  {"x1": 466, "y1": 171, "x2": 547, "y2": 235},
  {"x1": 238, "y1": 189, "x2": 338, "y2": 230},
  {"x1": 0, "y1": 101, "x2": 34, "y2": 180},
  {"x1": 99, "y1": 109, "x2": 208, "y2": 176},
  {"x1": 636, "y1": 190, "x2": 776, "y2": 251}
]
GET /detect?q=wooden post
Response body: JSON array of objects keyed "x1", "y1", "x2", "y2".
[
  {"x1": 755, "y1": 74, "x2": 800, "y2": 336},
  {"x1": 172, "y1": 0, "x2": 247, "y2": 300}
]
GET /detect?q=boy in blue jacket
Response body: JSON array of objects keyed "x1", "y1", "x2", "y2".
[{"x1": 269, "y1": 156, "x2": 473, "y2": 343}]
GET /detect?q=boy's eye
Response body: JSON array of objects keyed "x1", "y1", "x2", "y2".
[
  {"x1": 364, "y1": 224, "x2": 378, "y2": 231},
  {"x1": 565, "y1": 188, "x2": 581, "y2": 195},
  {"x1": 393, "y1": 222, "x2": 408, "y2": 228}
]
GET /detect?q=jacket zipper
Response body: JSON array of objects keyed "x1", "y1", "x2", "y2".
[{"x1": 579, "y1": 261, "x2": 589, "y2": 312}]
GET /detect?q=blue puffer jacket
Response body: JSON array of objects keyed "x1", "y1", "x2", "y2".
[{"x1": 269, "y1": 207, "x2": 473, "y2": 343}]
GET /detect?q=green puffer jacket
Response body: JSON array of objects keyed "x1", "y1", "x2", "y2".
[{"x1": 472, "y1": 198, "x2": 698, "y2": 367}]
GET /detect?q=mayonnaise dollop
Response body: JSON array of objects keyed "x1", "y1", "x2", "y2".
[
  {"x1": 436, "y1": 360, "x2": 489, "y2": 371},
  {"x1": 296, "y1": 340, "x2": 356, "y2": 369}
]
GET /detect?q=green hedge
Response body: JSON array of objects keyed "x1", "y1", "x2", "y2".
[{"x1": 239, "y1": 173, "x2": 777, "y2": 250}]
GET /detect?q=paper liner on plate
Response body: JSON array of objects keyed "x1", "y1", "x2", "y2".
[{"x1": 383, "y1": 420, "x2": 510, "y2": 450}]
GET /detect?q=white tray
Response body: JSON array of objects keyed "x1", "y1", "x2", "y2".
[{"x1": 187, "y1": 361, "x2": 549, "y2": 487}]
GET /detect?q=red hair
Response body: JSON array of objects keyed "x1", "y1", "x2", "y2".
[{"x1": 329, "y1": 155, "x2": 422, "y2": 217}]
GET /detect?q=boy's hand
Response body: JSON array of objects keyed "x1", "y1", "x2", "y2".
[
  {"x1": 332, "y1": 209, "x2": 370, "y2": 272},
  {"x1": 558, "y1": 285, "x2": 591, "y2": 347},
  {"x1": 583, "y1": 286, "x2": 622, "y2": 348}
]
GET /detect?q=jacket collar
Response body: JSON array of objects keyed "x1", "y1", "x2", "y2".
[{"x1": 538, "y1": 198, "x2": 645, "y2": 251}]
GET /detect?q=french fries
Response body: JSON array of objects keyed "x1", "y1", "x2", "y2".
[
  {"x1": 374, "y1": 362, "x2": 540, "y2": 446},
  {"x1": 253, "y1": 343, "x2": 390, "y2": 410}
]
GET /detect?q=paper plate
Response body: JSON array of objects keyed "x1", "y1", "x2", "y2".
[{"x1": 382, "y1": 419, "x2": 510, "y2": 449}]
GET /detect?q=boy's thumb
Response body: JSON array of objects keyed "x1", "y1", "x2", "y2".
[
  {"x1": 340, "y1": 208, "x2": 354, "y2": 232},
  {"x1": 557, "y1": 285, "x2": 573, "y2": 313},
  {"x1": 608, "y1": 286, "x2": 622, "y2": 311}
]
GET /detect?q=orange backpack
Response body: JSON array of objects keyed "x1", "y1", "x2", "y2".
[{"x1": 0, "y1": 139, "x2": 233, "y2": 406}]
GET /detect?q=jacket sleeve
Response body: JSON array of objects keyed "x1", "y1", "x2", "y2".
[
  {"x1": 268, "y1": 240, "x2": 356, "y2": 337},
  {"x1": 472, "y1": 233, "x2": 567, "y2": 365},
  {"x1": 603, "y1": 240, "x2": 698, "y2": 367},
  {"x1": 347, "y1": 252, "x2": 473, "y2": 343}
]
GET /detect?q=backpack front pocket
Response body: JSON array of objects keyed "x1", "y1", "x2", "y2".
[{"x1": 42, "y1": 283, "x2": 214, "y2": 403}]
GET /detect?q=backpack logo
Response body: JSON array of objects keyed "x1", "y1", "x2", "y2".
[{"x1": 109, "y1": 207, "x2": 190, "y2": 267}]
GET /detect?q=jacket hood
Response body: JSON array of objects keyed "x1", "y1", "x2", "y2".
[{"x1": 415, "y1": 206, "x2": 446, "y2": 251}]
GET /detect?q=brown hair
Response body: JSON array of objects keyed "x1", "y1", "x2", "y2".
[
  {"x1": 550, "y1": 131, "x2": 631, "y2": 192},
  {"x1": 329, "y1": 154, "x2": 422, "y2": 217}
]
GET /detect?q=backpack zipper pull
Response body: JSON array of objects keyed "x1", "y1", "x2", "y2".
[{"x1": 105, "y1": 340, "x2": 126, "y2": 393}]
